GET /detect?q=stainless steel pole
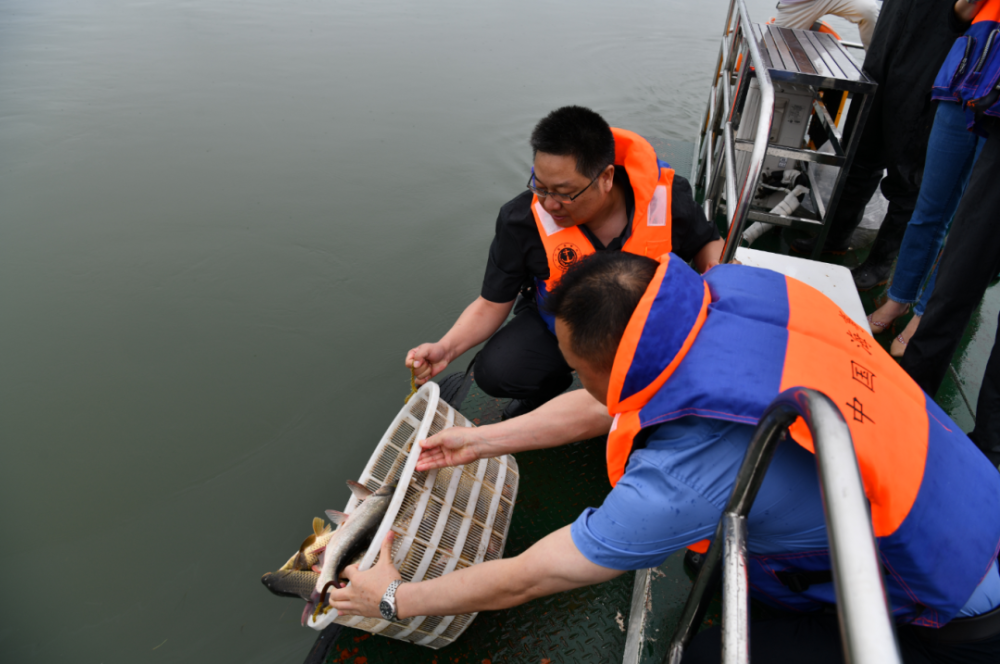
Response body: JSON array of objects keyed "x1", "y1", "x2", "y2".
[
  {"x1": 721, "y1": 513, "x2": 749, "y2": 664},
  {"x1": 808, "y1": 395, "x2": 902, "y2": 664},
  {"x1": 720, "y1": 0, "x2": 775, "y2": 264}
]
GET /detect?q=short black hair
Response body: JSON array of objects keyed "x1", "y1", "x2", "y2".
[
  {"x1": 544, "y1": 252, "x2": 659, "y2": 372},
  {"x1": 530, "y1": 106, "x2": 616, "y2": 179}
]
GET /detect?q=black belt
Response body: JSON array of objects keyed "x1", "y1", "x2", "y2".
[{"x1": 906, "y1": 604, "x2": 1000, "y2": 644}]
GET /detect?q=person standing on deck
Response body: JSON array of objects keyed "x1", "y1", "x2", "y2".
[
  {"x1": 336, "y1": 252, "x2": 1000, "y2": 663},
  {"x1": 405, "y1": 106, "x2": 724, "y2": 420},
  {"x1": 863, "y1": 0, "x2": 995, "y2": 356},
  {"x1": 901, "y1": 0, "x2": 1000, "y2": 467},
  {"x1": 774, "y1": 0, "x2": 880, "y2": 49},
  {"x1": 790, "y1": 0, "x2": 969, "y2": 292}
]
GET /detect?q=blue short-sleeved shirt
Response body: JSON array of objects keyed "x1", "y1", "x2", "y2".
[{"x1": 570, "y1": 415, "x2": 1000, "y2": 616}]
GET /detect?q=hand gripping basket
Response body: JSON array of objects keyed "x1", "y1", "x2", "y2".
[{"x1": 307, "y1": 381, "x2": 520, "y2": 648}]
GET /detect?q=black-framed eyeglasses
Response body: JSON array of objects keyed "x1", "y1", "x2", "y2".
[{"x1": 527, "y1": 169, "x2": 601, "y2": 203}]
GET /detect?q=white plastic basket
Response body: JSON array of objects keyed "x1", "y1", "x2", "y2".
[{"x1": 307, "y1": 381, "x2": 519, "y2": 649}]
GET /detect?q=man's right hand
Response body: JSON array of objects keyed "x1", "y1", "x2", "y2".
[
  {"x1": 405, "y1": 342, "x2": 451, "y2": 385},
  {"x1": 404, "y1": 296, "x2": 514, "y2": 387},
  {"x1": 417, "y1": 427, "x2": 487, "y2": 471}
]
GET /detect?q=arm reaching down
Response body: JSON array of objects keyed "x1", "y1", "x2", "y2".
[
  {"x1": 329, "y1": 526, "x2": 623, "y2": 619},
  {"x1": 406, "y1": 296, "x2": 514, "y2": 385},
  {"x1": 416, "y1": 388, "x2": 613, "y2": 472}
]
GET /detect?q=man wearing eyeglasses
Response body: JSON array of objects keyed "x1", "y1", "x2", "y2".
[{"x1": 405, "y1": 106, "x2": 724, "y2": 418}]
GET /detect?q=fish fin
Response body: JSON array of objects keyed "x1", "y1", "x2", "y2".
[
  {"x1": 300, "y1": 602, "x2": 314, "y2": 626},
  {"x1": 289, "y1": 552, "x2": 305, "y2": 570},
  {"x1": 312, "y1": 565, "x2": 322, "y2": 573},
  {"x1": 297, "y1": 534, "x2": 316, "y2": 559},
  {"x1": 346, "y1": 480, "x2": 373, "y2": 501},
  {"x1": 312, "y1": 516, "x2": 324, "y2": 536},
  {"x1": 325, "y1": 509, "x2": 348, "y2": 526}
]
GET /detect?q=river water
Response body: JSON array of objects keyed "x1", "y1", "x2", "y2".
[{"x1": 0, "y1": 1, "x2": 859, "y2": 662}]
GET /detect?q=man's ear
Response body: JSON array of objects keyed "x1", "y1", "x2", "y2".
[{"x1": 599, "y1": 164, "x2": 615, "y2": 194}]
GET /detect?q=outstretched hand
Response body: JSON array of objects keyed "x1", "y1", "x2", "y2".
[
  {"x1": 416, "y1": 427, "x2": 486, "y2": 472},
  {"x1": 328, "y1": 532, "x2": 403, "y2": 619}
]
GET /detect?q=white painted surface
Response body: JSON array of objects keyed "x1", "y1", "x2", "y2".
[{"x1": 734, "y1": 247, "x2": 872, "y2": 334}]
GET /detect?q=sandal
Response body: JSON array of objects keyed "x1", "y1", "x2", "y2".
[
  {"x1": 866, "y1": 302, "x2": 910, "y2": 336},
  {"x1": 891, "y1": 334, "x2": 908, "y2": 358},
  {"x1": 866, "y1": 313, "x2": 891, "y2": 333},
  {"x1": 890, "y1": 315, "x2": 921, "y2": 358}
]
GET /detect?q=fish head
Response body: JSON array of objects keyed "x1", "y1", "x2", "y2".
[{"x1": 261, "y1": 569, "x2": 320, "y2": 600}]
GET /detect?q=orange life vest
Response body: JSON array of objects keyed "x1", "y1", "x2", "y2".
[
  {"x1": 531, "y1": 128, "x2": 675, "y2": 332},
  {"x1": 606, "y1": 257, "x2": 929, "y2": 532}
]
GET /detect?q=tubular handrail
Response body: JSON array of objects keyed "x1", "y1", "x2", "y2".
[
  {"x1": 693, "y1": 0, "x2": 877, "y2": 262},
  {"x1": 664, "y1": 388, "x2": 902, "y2": 664},
  {"x1": 722, "y1": 121, "x2": 737, "y2": 230},
  {"x1": 719, "y1": 0, "x2": 774, "y2": 263}
]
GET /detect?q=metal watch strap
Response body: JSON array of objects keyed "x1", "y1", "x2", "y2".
[{"x1": 381, "y1": 579, "x2": 403, "y2": 620}]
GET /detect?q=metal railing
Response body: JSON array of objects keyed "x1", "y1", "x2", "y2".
[
  {"x1": 691, "y1": 0, "x2": 775, "y2": 264},
  {"x1": 692, "y1": 0, "x2": 876, "y2": 264},
  {"x1": 664, "y1": 388, "x2": 902, "y2": 664}
]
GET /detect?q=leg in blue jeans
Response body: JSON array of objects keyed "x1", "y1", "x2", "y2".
[
  {"x1": 913, "y1": 253, "x2": 940, "y2": 317},
  {"x1": 887, "y1": 101, "x2": 984, "y2": 307}
]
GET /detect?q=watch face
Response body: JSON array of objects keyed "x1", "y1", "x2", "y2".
[{"x1": 379, "y1": 600, "x2": 393, "y2": 620}]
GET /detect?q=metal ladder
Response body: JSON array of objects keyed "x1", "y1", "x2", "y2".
[
  {"x1": 663, "y1": 388, "x2": 902, "y2": 664},
  {"x1": 692, "y1": 0, "x2": 877, "y2": 263}
]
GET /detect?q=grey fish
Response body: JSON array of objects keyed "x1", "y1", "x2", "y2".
[{"x1": 303, "y1": 480, "x2": 396, "y2": 623}]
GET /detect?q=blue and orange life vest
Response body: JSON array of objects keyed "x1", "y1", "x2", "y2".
[
  {"x1": 532, "y1": 128, "x2": 675, "y2": 332},
  {"x1": 933, "y1": 0, "x2": 1000, "y2": 130},
  {"x1": 605, "y1": 255, "x2": 1000, "y2": 625}
]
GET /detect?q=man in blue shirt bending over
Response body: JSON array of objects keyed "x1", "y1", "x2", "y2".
[{"x1": 330, "y1": 251, "x2": 1000, "y2": 663}]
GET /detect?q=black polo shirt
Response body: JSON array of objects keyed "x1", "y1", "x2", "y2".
[{"x1": 481, "y1": 168, "x2": 719, "y2": 303}]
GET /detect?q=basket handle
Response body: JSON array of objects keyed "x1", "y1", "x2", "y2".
[{"x1": 356, "y1": 381, "x2": 441, "y2": 573}]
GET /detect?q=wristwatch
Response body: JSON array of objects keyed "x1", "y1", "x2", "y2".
[{"x1": 379, "y1": 579, "x2": 404, "y2": 621}]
